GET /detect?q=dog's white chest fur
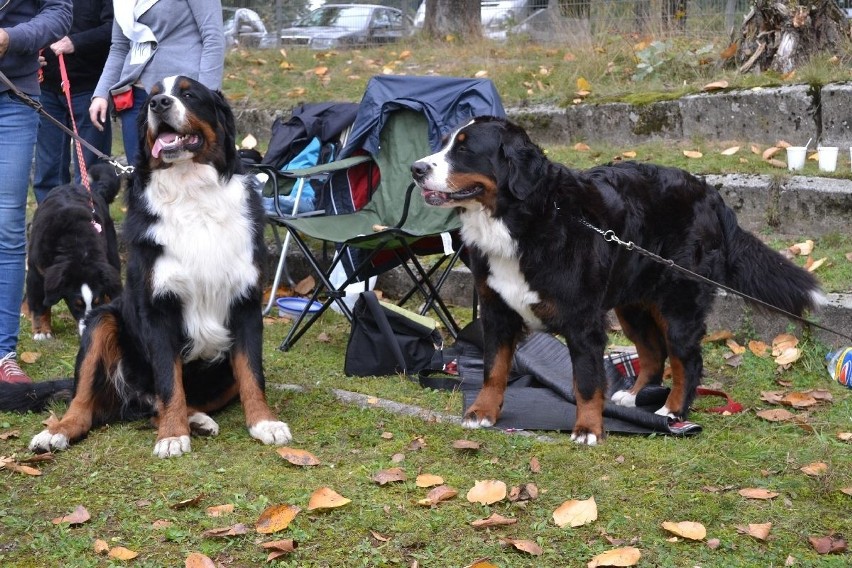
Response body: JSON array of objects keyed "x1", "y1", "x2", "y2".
[
  {"x1": 461, "y1": 208, "x2": 543, "y2": 329},
  {"x1": 146, "y1": 164, "x2": 258, "y2": 361}
]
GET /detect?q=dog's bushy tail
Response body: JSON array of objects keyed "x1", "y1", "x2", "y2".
[
  {"x1": 88, "y1": 163, "x2": 122, "y2": 204},
  {"x1": 719, "y1": 206, "x2": 825, "y2": 316},
  {"x1": 0, "y1": 379, "x2": 73, "y2": 413}
]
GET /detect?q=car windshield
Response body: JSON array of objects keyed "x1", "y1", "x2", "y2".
[{"x1": 296, "y1": 6, "x2": 373, "y2": 28}]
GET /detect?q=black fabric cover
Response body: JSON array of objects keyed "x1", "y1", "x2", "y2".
[
  {"x1": 439, "y1": 326, "x2": 701, "y2": 436},
  {"x1": 261, "y1": 101, "x2": 359, "y2": 170},
  {"x1": 344, "y1": 291, "x2": 443, "y2": 377}
]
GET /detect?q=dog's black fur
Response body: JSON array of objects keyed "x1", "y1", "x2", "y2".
[
  {"x1": 2, "y1": 76, "x2": 292, "y2": 458},
  {"x1": 25, "y1": 162, "x2": 122, "y2": 339},
  {"x1": 412, "y1": 116, "x2": 823, "y2": 444}
]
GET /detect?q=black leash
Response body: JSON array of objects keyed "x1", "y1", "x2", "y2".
[
  {"x1": 0, "y1": 68, "x2": 134, "y2": 176},
  {"x1": 577, "y1": 217, "x2": 852, "y2": 343}
]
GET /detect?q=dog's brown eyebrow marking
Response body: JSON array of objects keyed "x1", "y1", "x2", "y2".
[{"x1": 457, "y1": 132, "x2": 467, "y2": 143}]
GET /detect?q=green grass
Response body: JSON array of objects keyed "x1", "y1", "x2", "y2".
[{"x1": 2, "y1": 305, "x2": 851, "y2": 567}]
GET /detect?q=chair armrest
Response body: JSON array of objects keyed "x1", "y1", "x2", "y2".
[{"x1": 278, "y1": 155, "x2": 373, "y2": 178}]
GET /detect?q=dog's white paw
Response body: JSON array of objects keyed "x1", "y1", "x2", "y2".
[
  {"x1": 570, "y1": 432, "x2": 599, "y2": 446},
  {"x1": 249, "y1": 420, "x2": 292, "y2": 445},
  {"x1": 654, "y1": 406, "x2": 677, "y2": 419},
  {"x1": 461, "y1": 416, "x2": 493, "y2": 429},
  {"x1": 32, "y1": 332, "x2": 52, "y2": 341},
  {"x1": 611, "y1": 390, "x2": 637, "y2": 407},
  {"x1": 153, "y1": 435, "x2": 191, "y2": 458},
  {"x1": 188, "y1": 412, "x2": 219, "y2": 437},
  {"x1": 29, "y1": 429, "x2": 69, "y2": 453}
]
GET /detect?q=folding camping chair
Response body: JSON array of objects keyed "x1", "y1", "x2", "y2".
[
  {"x1": 245, "y1": 102, "x2": 359, "y2": 314},
  {"x1": 275, "y1": 75, "x2": 506, "y2": 351}
]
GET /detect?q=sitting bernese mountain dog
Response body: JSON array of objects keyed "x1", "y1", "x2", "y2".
[
  {"x1": 2, "y1": 76, "x2": 292, "y2": 458},
  {"x1": 411, "y1": 116, "x2": 824, "y2": 445},
  {"x1": 25, "y1": 162, "x2": 122, "y2": 339}
]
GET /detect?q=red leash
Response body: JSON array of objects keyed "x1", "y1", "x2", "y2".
[{"x1": 58, "y1": 53, "x2": 101, "y2": 233}]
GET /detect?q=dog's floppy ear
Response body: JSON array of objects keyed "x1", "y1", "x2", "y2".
[
  {"x1": 213, "y1": 89, "x2": 239, "y2": 174},
  {"x1": 498, "y1": 122, "x2": 545, "y2": 201},
  {"x1": 42, "y1": 262, "x2": 72, "y2": 306}
]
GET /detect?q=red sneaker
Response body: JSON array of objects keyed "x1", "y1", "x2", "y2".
[{"x1": 0, "y1": 352, "x2": 33, "y2": 384}]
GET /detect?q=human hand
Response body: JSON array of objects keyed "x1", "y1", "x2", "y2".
[
  {"x1": 89, "y1": 97, "x2": 109, "y2": 131},
  {"x1": 0, "y1": 29, "x2": 9, "y2": 58},
  {"x1": 50, "y1": 36, "x2": 75, "y2": 55}
]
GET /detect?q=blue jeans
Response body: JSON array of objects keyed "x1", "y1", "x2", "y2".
[
  {"x1": 0, "y1": 91, "x2": 40, "y2": 355},
  {"x1": 116, "y1": 86, "x2": 148, "y2": 168},
  {"x1": 33, "y1": 89, "x2": 113, "y2": 204}
]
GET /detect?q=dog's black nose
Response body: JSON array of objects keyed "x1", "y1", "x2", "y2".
[
  {"x1": 148, "y1": 94, "x2": 173, "y2": 114},
  {"x1": 411, "y1": 161, "x2": 431, "y2": 181}
]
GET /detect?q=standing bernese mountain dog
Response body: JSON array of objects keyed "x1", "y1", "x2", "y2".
[
  {"x1": 411, "y1": 116, "x2": 824, "y2": 445},
  {"x1": 2, "y1": 76, "x2": 291, "y2": 458}
]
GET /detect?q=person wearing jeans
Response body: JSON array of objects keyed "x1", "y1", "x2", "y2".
[
  {"x1": 0, "y1": 0, "x2": 72, "y2": 384},
  {"x1": 32, "y1": 0, "x2": 113, "y2": 204}
]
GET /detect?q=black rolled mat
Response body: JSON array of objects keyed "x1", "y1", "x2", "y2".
[{"x1": 426, "y1": 331, "x2": 701, "y2": 436}]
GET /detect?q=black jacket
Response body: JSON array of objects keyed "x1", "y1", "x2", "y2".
[{"x1": 40, "y1": 0, "x2": 113, "y2": 95}]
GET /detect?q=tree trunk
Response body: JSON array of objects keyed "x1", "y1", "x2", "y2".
[
  {"x1": 736, "y1": 0, "x2": 851, "y2": 74},
  {"x1": 423, "y1": 0, "x2": 481, "y2": 41}
]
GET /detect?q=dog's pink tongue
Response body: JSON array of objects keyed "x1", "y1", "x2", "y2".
[{"x1": 151, "y1": 132, "x2": 178, "y2": 158}]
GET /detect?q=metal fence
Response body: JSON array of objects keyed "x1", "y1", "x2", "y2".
[{"x1": 221, "y1": 1, "x2": 755, "y2": 48}]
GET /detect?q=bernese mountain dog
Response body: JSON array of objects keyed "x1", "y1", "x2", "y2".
[
  {"x1": 411, "y1": 116, "x2": 824, "y2": 445},
  {"x1": 25, "y1": 162, "x2": 122, "y2": 339},
  {"x1": 2, "y1": 76, "x2": 292, "y2": 458}
]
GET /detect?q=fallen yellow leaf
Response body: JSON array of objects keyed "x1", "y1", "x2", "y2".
[
  {"x1": 577, "y1": 77, "x2": 591, "y2": 91},
  {"x1": 738, "y1": 487, "x2": 780, "y2": 500},
  {"x1": 553, "y1": 496, "x2": 598, "y2": 528},
  {"x1": 276, "y1": 447, "x2": 320, "y2": 466},
  {"x1": 683, "y1": 150, "x2": 703, "y2": 159},
  {"x1": 466, "y1": 480, "x2": 507, "y2": 505},
  {"x1": 661, "y1": 520, "x2": 706, "y2": 541},
  {"x1": 720, "y1": 146, "x2": 740, "y2": 155},
  {"x1": 587, "y1": 546, "x2": 642, "y2": 567},
  {"x1": 256, "y1": 504, "x2": 300, "y2": 534},
  {"x1": 415, "y1": 473, "x2": 444, "y2": 488},
  {"x1": 108, "y1": 547, "x2": 139, "y2": 560},
  {"x1": 800, "y1": 462, "x2": 828, "y2": 477},
  {"x1": 307, "y1": 487, "x2": 350, "y2": 511},
  {"x1": 185, "y1": 552, "x2": 217, "y2": 568}
]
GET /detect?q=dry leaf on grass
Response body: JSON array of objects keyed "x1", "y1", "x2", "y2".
[
  {"x1": 771, "y1": 333, "x2": 799, "y2": 355},
  {"x1": 464, "y1": 559, "x2": 499, "y2": 568},
  {"x1": 307, "y1": 487, "x2": 350, "y2": 510},
  {"x1": 19, "y1": 351, "x2": 39, "y2": 364},
  {"x1": 372, "y1": 467, "x2": 406, "y2": 485},
  {"x1": 415, "y1": 473, "x2": 444, "y2": 488},
  {"x1": 185, "y1": 552, "x2": 217, "y2": 568},
  {"x1": 202, "y1": 523, "x2": 249, "y2": 538},
  {"x1": 206, "y1": 504, "x2": 234, "y2": 517},
  {"x1": 466, "y1": 480, "x2": 507, "y2": 505},
  {"x1": 703, "y1": 329, "x2": 734, "y2": 343},
  {"x1": 370, "y1": 530, "x2": 391, "y2": 542},
  {"x1": 838, "y1": 432, "x2": 852, "y2": 442},
  {"x1": 452, "y1": 439, "x2": 481, "y2": 451},
  {"x1": 737, "y1": 522, "x2": 772, "y2": 541},
  {"x1": 788, "y1": 240, "x2": 814, "y2": 256},
  {"x1": 293, "y1": 276, "x2": 315, "y2": 296},
  {"x1": 840, "y1": 487, "x2": 852, "y2": 496},
  {"x1": 720, "y1": 146, "x2": 740, "y2": 155},
  {"x1": 738, "y1": 488, "x2": 779, "y2": 500},
  {"x1": 3, "y1": 461, "x2": 41, "y2": 476},
  {"x1": 756, "y1": 408, "x2": 796, "y2": 422},
  {"x1": 261, "y1": 539, "x2": 298, "y2": 561},
  {"x1": 781, "y1": 392, "x2": 817, "y2": 408},
  {"x1": 470, "y1": 513, "x2": 518, "y2": 528},
  {"x1": 774, "y1": 347, "x2": 801, "y2": 366},
  {"x1": 807, "y1": 257, "x2": 827, "y2": 272},
  {"x1": 529, "y1": 456, "x2": 541, "y2": 473},
  {"x1": 800, "y1": 462, "x2": 828, "y2": 477},
  {"x1": 418, "y1": 484, "x2": 458, "y2": 506},
  {"x1": 276, "y1": 447, "x2": 320, "y2": 466},
  {"x1": 748, "y1": 340, "x2": 768, "y2": 357},
  {"x1": 108, "y1": 547, "x2": 138, "y2": 560},
  {"x1": 93, "y1": 539, "x2": 110, "y2": 554},
  {"x1": 170, "y1": 493, "x2": 204, "y2": 510},
  {"x1": 256, "y1": 504, "x2": 300, "y2": 534},
  {"x1": 661, "y1": 521, "x2": 706, "y2": 541},
  {"x1": 702, "y1": 80, "x2": 728, "y2": 91},
  {"x1": 499, "y1": 537, "x2": 543, "y2": 556},
  {"x1": 52, "y1": 505, "x2": 90, "y2": 525},
  {"x1": 808, "y1": 534, "x2": 847, "y2": 554},
  {"x1": 726, "y1": 339, "x2": 746, "y2": 355},
  {"x1": 574, "y1": 142, "x2": 591, "y2": 152},
  {"x1": 553, "y1": 496, "x2": 598, "y2": 528},
  {"x1": 508, "y1": 483, "x2": 539, "y2": 502},
  {"x1": 0, "y1": 429, "x2": 19, "y2": 440},
  {"x1": 587, "y1": 546, "x2": 642, "y2": 567},
  {"x1": 683, "y1": 150, "x2": 703, "y2": 159}
]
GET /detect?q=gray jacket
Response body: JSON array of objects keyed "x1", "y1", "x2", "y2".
[{"x1": 94, "y1": 0, "x2": 225, "y2": 99}]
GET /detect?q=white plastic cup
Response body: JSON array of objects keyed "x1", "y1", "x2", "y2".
[
  {"x1": 818, "y1": 146, "x2": 838, "y2": 172},
  {"x1": 786, "y1": 146, "x2": 807, "y2": 171}
]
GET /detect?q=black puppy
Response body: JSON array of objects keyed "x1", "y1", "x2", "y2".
[{"x1": 26, "y1": 162, "x2": 123, "y2": 339}]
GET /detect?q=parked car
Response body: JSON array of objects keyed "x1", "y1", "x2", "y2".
[
  {"x1": 414, "y1": 0, "x2": 547, "y2": 38},
  {"x1": 223, "y1": 7, "x2": 278, "y2": 49},
  {"x1": 279, "y1": 4, "x2": 413, "y2": 49}
]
